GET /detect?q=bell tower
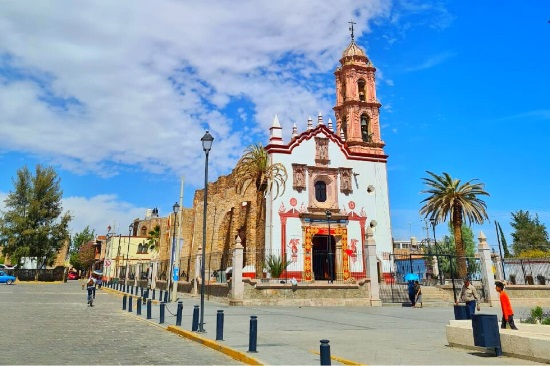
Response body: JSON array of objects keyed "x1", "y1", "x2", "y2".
[{"x1": 333, "y1": 24, "x2": 385, "y2": 156}]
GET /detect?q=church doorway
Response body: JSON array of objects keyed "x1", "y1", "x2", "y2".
[{"x1": 312, "y1": 234, "x2": 335, "y2": 281}]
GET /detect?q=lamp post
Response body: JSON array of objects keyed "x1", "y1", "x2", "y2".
[
  {"x1": 168, "y1": 202, "x2": 180, "y2": 302},
  {"x1": 126, "y1": 223, "x2": 134, "y2": 284},
  {"x1": 325, "y1": 210, "x2": 333, "y2": 284},
  {"x1": 199, "y1": 131, "x2": 214, "y2": 333},
  {"x1": 429, "y1": 218, "x2": 443, "y2": 285}
]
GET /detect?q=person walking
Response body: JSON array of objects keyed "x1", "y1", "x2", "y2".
[
  {"x1": 86, "y1": 272, "x2": 97, "y2": 307},
  {"x1": 495, "y1": 281, "x2": 518, "y2": 330},
  {"x1": 407, "y1": 280, "x2": 416, "y2": 307},
  {"x1": 414, "y1": 280, "x2": 423, "y2": 308},
  {"x1": 456, "y1": 277, "x2": 480, "y2": 315}
]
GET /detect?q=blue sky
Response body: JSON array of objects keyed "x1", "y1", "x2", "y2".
[{"x1": 1, "y1": 1, "x2": 549, "y2": 252}]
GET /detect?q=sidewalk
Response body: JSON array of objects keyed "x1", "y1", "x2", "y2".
[{"x1": 102, "y1": 286, "x2": 541, "y2": 365}]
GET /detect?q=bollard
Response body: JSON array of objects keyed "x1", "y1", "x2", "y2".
[
  {"x1": 216, "y1": 310, "x2": 224, "y2": 341},
  {"x1": 137, "y1": 298, "x2": 142, "y2": 315},
  {"x1": 152, "y1": 289, "x2": 156, "y2": 300},
  {"x1": 160, "y1": 302, "x2": 165, "y2": 324},
  {"x1": 159, "y1": 290, "x2": 163, "y2": 301},
  {"x1": 248, "y1": 316, "x2": 258, "y2": 352},
  {"x1": 128, "y1": 296, "x2": 133, "y2": 312},
  {"x1": 320, "y1": 339, "x2": 331, "y2": 365},
  {"x1": 147, "y1": 299, "x2": 152, "y2": 319},
  {"x1": 135, "y1": 285, "x2": 138, "y2": 296},
  {"x1": 163, "y1": 290, "x2": 168, "y2": 303},
  {"x1": 192, "y1": 305, "x2": 199, "y2": 331},
  {"x1": 122, "y1": 294, "x2": 127, "y2": 310},
  {"x1": 176, "y1": 301, "x2": 183, "y2": 326}
]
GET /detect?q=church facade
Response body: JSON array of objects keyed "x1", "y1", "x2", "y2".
[{"x1": 263, "y1": 36, "x2": 392, "y2": 282}]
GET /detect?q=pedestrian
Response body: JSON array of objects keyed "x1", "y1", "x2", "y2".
[
  {"x1": 414, "y1": 280, "x2": 423, "y2": 308},
  {"x1": 85, "y1": 273, "x2": 97, "y2": 307},
  {"x1": 456, "y1": 277, "x2": 480, "y2": 315},
  {"x1": 495, "y1": 281, "x2": 518, "y2": 330},
  {"x1": 408, "y1": 280, "x2": 416, "y2": 307}
]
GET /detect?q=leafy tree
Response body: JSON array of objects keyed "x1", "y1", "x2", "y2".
[
  {"x1": 146, "y1": 225, "x2": 161, "y2": 250},
  {"x1": 69, "y1": 226, "x2": 95, "y2": 269},
  {"x1": 517, "y1": 249, "x2": 550, "y2": 258},
  {"x1": 510, "y1": 210, "x2": 550, "y2": 256},
  {"x1": 420, "y1": 171, "x2": 490, "y2": 278},
  {"x1": 0, "y1": 165, "x2": 71, "y2": 268},
  {"x1": 77, "y1": 241, "x2": 96, "y2": 273},
  {"x1": 497, "y1": 222, "x2": 511, "y2": 257},
  {"x1": 234, "y1": 143, "x2": 287, "y2": 277}
]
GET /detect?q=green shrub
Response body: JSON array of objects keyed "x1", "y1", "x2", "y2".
[
  {"x1": 542, "y1": 318, "x2": 550, "y2": 325},
  {"x1": 531, "y1": 306, "x2": 544, "y2": 323},
  {"x1": 264, "y1": 255, "x2": 290, "y2": 278}
]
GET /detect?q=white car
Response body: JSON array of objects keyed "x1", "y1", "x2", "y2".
[{"x1": 0, "y1": 264, "x2": 16, "y2": 270}]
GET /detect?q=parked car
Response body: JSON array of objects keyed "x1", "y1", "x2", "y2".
[
  {"x1": 0, "y1": 271, "x2": 16, "y2": 285},
  {"x1": 0, "y1": 264, "x2": 17, "y2": 270},
  {"x1": 68, "y1": 272, "x2": 79, "y2": 280}
]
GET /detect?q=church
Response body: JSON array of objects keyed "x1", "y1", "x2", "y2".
[{"x1": 261, "y1": 31, "x2": 393, "y2": 282}]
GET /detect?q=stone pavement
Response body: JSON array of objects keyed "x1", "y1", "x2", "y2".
[
  {"x1": 105, "y1": 285, "x2": 544, "y2": 365},
  {"x1": 0, "y1": 281, "x2": 240, "y2": 365}
]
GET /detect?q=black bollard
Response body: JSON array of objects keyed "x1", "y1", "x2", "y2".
[
  {"x1": 137, "y1": 298, "x2": 142, "y2": 315},
  {"x1": 248, "y1": 316, "x2": 258, "y2": 352},
  {"x1": 160, "y1": 302, "x2": 165, "y2": 324},
  {"x1": 216, "y1": 310, "x2": 224, "y2": 341},
  {"x1": 122, "y1": 294, "x2": 127, "y2": 310},
  {"x1": 192, "y1": 305, "x2": 199, "y2": 331},
  {"x1": 159, "y1": 290, "x2": 163, "y2": 301},
  {"x1": 135, "y1": 285, "x2": 138, "y2": 296},
  {"x1": 152, "y1": 289, "x2": 156, "y2": 300},
  {"x1": 128, "y1": 296, "x2": 133, "y2": 312},
  {"x1": 163, "y1": 290, "x2": 168, "y2": 303},
  {"x1": 176, "y1": 301, "x2": 183, "y2": 326},
  {"x1": 147, "y1": 299, "x2": 152, "y2": 319},
  {"x1": 320, "y1": 339, "x2": 331, "y2": 365}
]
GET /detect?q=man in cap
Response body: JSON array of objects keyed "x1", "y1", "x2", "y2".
[
  {"x1": 456, "y1": 277, "x2": 480, "y2": 315},
  {"x1": 495, "y1": 280, "x2": 518, "y2": 330}
]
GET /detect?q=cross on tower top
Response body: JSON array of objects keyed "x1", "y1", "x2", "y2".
[{"x1": 348, "y1": 20, "x2": 356, "y2": 41}]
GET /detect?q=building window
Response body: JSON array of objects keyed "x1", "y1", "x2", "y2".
[
  {"x1": 315, "y1": 181, "x2": 327, "y2": 202},
  {"x1": 341, "y1": 116, "x2": 348, "y2": 140},
  {"x1": 357, "y1": 78, "x2": 366, "y2": 101},
  {"x1": 360, "y1": 114, "x2": 370, "y2": 142},
  {"x1": 140, "y1": 226, "x2": 147, "y2": 236}
]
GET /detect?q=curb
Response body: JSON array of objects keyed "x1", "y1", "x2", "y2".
[{"x1": 167, "y1": 325, "x2": 264, "y2": 365}]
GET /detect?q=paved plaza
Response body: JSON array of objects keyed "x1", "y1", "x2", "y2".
[
  {"x1": 0, "y1": 281, "x2": 545, "y2": 365},
  {"x1": 0, "y1": 281, "x2": 240, "y2": 365}
]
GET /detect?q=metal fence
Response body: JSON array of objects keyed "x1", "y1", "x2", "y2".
[{"x1": 381, "y1": 253, "x2": 485, "y2": 304}]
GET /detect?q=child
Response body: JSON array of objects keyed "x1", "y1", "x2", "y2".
[
  {"x1": 414, "y1": 280, "x2": 422, "y2": 308},
  {"x1": 495, "y1": 281, "x2": 518, "y2": 330}
]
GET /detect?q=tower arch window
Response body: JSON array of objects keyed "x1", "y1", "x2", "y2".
[
  {"x1": 341, "y1": 116, "x2": 348, "y2": 140},
  {"x1": 357, "y1": 79, "x2": 366, "y2": 102},
  {"x1": 140, "y1": 226, "x2": 147, "y2": 236},
  {"x1": 315, "y1": 181, "x2": 327, "y2": 202},
  {"x1": 361, "y1": 114, "x2": 370, "y2": 142}
]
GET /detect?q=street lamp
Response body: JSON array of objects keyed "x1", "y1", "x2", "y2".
[
  {"x1": 126, "y1": 223, "x2": 134, "y2": 284},
  {"x1": 429, "y1": 218, "x2": 443, "y2": 285},
  {"x1": 168, "y1": 201, "x2": 180, "y2": 302},
  {"x1": 199, "y1": 130, "x2": 214, "y2": 333},
  {"x1": 325, "y1": 210, "x2": 333, "y2": 284}
]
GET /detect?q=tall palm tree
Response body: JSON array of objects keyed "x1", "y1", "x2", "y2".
[
  {"x1": 146, "y1": 225, "x2": 161, "y2": 251},
  {"x1": 419, "y1": 171, "x2": 490, "y2": 279},
  {"x1": 233, "y1": 143, "x2": 287, "y2": 277}
]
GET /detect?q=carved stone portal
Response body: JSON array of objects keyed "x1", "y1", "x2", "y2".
[{"x1": 292, "y1": 164, "x2": 307, "y2": 192}]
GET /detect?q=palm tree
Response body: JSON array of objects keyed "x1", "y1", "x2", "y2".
[
  {"x1": 146, "y1": 225, "x2": 161, "y2": 251},
  {"x1": 233, "y1": 143, "x2": 287, "y2": 277},
  {"x1": 419, "y1": 171, "x2": 490, "y2": 279}
]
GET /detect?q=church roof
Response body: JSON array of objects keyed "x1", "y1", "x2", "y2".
[{"x1": 342, "y1": 40, "x2": 365, "y2": 58}]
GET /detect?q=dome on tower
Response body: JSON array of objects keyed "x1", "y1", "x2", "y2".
[{"x1": 342, "y1": 40, "x2": 365, "y2": 58}]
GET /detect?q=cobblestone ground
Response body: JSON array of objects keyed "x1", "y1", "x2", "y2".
[{"x1": 0, "y1": 281, "x2": 241, "y2": 365}]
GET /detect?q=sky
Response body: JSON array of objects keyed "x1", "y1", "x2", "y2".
[{"x1": 1, "y1": 1, "x2": 549, "y2": 252}]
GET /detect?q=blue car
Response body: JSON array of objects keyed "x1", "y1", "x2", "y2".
[{"x1": 0, "y1": 271, "x2": 16, "y2": 285}]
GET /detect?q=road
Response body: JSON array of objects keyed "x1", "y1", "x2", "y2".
[{"x1": 0, "y1": 281, "x2": 241, "y2": 365}]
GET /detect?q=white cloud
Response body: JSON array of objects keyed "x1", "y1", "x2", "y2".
[{"x1": 0, "y1": 0, "x2": 392, "y2": 186}]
